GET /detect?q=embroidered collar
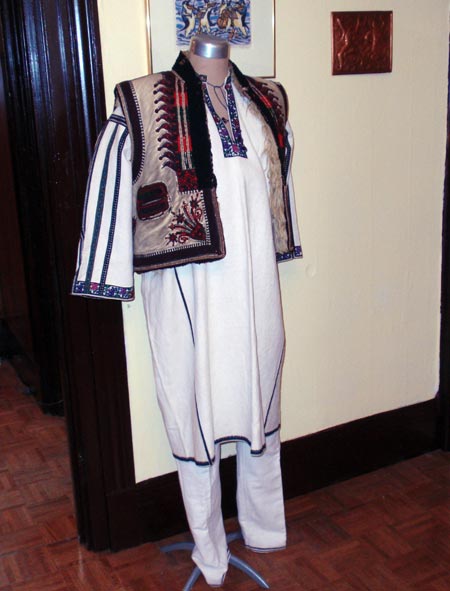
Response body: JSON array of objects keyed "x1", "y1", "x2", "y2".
[
  {"x1": 201, "y1": 75, "x2": 248, "y2": 159},
  {"x1": 171, "y1": 51, "x2": 286, "y2": 176}
]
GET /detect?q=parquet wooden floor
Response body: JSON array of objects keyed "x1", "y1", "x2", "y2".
[{"x1": 1, "y1": 358, "x2": 450, "y2": 590}]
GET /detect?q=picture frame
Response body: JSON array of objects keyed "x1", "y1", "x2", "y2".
[{"x1": 146, "y1": 0, "x2": 276, "y2": 78}]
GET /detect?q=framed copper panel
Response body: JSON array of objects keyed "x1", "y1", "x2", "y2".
[{"x1": 331, "y1": 11, "x2": 393, "y2": 75}]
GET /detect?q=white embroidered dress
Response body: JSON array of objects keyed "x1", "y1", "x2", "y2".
[{"x1": 73, "y1": 78, "x2": 301, "y2": 466}]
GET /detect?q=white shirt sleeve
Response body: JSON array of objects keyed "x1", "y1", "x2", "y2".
[{"x1": 72, "y1": 105, "x2": 135, "y2": 300}]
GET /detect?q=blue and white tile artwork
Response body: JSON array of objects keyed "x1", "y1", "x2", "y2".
[{"x1": 175, "y1": 0, "x2": 251, "y2": 46}]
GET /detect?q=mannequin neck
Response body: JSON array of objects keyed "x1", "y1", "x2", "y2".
[
  {"x1": 188, "y1": 53, "x2": 229, "y2": 85},
  {"x1": 188, "y1": 35, "x2": 230, "y2": 86}
]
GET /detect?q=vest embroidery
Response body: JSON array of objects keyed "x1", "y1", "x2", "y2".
[
  {"x1": 153, "y1": 74, "x2": 199, "y2": 193},
  {"x1": 166, "y1": 195, "x2": 207, "y2": 245}
]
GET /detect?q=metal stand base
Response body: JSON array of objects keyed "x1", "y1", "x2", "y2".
[{"x1": 161, "y1": 531, "x2": 270, "y2": 590}]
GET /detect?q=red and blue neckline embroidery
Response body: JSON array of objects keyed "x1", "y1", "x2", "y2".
[{"x1": 200, "y1": 74, "x2": 248, "y2": 159}]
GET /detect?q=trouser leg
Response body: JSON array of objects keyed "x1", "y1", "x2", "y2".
[
  {"x1": 175, "y1": 446, "x2": 229, "y2": 586},
  {"x1": 236, "y1": 432, "x2": 287, "y2": 552}
]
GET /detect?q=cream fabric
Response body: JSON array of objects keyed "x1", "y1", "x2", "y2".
[
  {"x1": 176, "y1": 434, "x2": 286, "y2": 586},
  {"x1": 141, "y1": 86, "x2": 293, "y2": 463}
]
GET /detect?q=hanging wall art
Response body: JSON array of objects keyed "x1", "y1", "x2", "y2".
[
  {"x1": 331, "y1": 11, "x2": 393, "y2": 75},
  {"x1": 147, "y1": 0, "x2": 275, "y2": 77}
]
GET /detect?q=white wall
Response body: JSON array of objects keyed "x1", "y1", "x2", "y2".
[{"x1": 97, "y1": 0, "x2": 449, "y2": 482}]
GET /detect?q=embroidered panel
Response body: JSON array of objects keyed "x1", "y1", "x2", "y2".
[
  {"x1": 72, "y1": 281, "x2": 134, "y2": 300},
  {"x1": 202, "y1": 75, "x2": 247, "y2": 159},
  {"x1": 276, "y1": 245, "x2": 303, "y2": 262},
  {"x1": 166, "y1": 192, "x2": 207, "y2": 245},
  {"x1": 249, "y1": 79, "x2": 286, "y2": 152},
  {"x1": 153, "y1": 74, "x2": 199, "y2": 192},
  {"x1": 133, "y1": 187, "x2": 225, "y2": 273},
  {"x1": 172, "y1": 52, "x2": 217, "y2": 190}
]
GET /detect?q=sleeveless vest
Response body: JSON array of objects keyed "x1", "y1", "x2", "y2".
[{"x1": 114, "y1": 52, "x2": 297, "y2": 273}]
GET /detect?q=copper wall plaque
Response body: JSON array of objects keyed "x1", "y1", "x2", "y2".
[{"x1": 332, "y1": 11, "x2": 393, "y2": 75}]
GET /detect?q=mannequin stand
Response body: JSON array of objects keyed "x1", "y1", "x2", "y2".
[{"x1": 161, "y1": 531, "x2": 270, "y2": 590}]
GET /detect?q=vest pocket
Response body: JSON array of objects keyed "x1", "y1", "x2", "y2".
[{"x1": 137, "y1": 182, "x2": 169, "y2": 219}]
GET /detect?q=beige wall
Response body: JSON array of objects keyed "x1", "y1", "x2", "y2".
[{"x1": 97, "y1": 0, "x2": 449, "y2": 482}]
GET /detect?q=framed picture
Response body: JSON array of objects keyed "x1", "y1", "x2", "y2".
[{"x1": 146, "y1": 0, "x2": 276, "y2": 78}]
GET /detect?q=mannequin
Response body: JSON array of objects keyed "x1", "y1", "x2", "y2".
[{"x1": 72, "y1": 31, "x2": 302, "y2": 589}]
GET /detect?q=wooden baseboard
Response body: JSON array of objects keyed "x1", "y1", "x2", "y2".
[
  {"x1": 105, "y1": 396, "x2": 438, "y2": 551},
  {"x1": 281, "y1": 397, "x2": 438, "y2": 499}
]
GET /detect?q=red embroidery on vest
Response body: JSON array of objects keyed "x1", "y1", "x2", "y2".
[
  {"x1": 166, "y1": 197, "x2": 206, "y2": 245},
  {"x1": 154, "y1": 74, "x2": 198, "y2": 192},
  {"x1": 250, "y1": 80, "x2": 286, "y2": 150}
]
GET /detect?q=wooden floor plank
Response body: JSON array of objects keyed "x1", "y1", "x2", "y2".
[{"x1": 0, "y1": 359, "x2": 449, "y2": 590}]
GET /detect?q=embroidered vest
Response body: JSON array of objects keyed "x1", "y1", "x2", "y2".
[{"x1": 115, "y1": 51, "x2": 296, "y2": 273}]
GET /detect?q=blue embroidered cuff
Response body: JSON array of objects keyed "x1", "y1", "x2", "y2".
[
  {"x1": 72, "y1": 280, "x2": 134, "y2": 301},
  {"x1": 276, "y1": 245, "x2": 303, "y2": 262}
]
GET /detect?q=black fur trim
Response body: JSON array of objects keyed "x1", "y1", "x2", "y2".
[{"x1": 172, "y1": 52, "x2": 216, "y2": 190}]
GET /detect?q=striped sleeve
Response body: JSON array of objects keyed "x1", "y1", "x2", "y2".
[{"x1": 72, "y1": 106, "x2": 135, "y2": 300}]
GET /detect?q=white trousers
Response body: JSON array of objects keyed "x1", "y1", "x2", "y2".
[{"x1": 175, "y1": 432, "x2": 286, "y2": 586}]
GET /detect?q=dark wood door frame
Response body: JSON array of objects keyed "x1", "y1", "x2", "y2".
[
  {"x1": 0, "y1": 0, "x2": 135, "y2": 550},
  {"x1": 437, "y1": 40, "x2": 450, "y2": 452},
  {"x1": 0, "y1": 32, "x2": 35, "y2": 375}
]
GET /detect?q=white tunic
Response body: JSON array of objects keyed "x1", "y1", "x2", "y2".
[
  {"x1": 72, "y1": 82, "x2": 301, "y2": 466},
  {"x1": 141, "y1": 83, "x2": 287, "y2": 465}
]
